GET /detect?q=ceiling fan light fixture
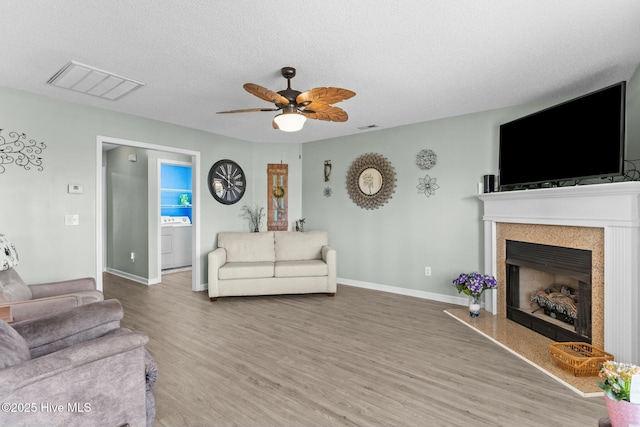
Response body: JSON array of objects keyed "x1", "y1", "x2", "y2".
[{"x1": 273, "y1": 111, "x2": 306, "y2": 132}]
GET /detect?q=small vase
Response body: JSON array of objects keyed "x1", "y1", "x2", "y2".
[
  {"x1": 469, "y1": 294, "x2": 482, "y2": 318},
  {"x1": 605, "y1": 395, "x2": 640, "y2": 427}
]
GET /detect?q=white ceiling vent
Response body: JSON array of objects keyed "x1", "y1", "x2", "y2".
[{"x1": 47, "y1": 61, "x2": 145, "y2": 100}]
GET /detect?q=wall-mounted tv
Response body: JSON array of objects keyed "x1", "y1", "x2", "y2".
[{"x1": 498, "y1": 81, "x2": 626, "y2": 190}]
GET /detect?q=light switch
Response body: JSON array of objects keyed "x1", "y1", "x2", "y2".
[{"x1": 68, "y1": 184, "x2": 83, "y2": 194}]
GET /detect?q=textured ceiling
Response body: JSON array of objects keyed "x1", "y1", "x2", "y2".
[{"x1": 2, "y1": 1, "x2": 640, "y2": 144}]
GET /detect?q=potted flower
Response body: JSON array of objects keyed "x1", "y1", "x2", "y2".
[
  {"x1": 598, "y1": 361, "x2": 640, "y2": 426},
  {"x1": 451, "y1": 272, "x2": 497, "y2": 317}
]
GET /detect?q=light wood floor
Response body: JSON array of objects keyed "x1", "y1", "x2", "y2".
[{"x1": 103, "y1": 272, "x2": 607, "y2": 427}]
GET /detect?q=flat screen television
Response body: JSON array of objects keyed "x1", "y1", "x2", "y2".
[{"x1": 498, "y1": 81, "x2": 626, "y2": 190}]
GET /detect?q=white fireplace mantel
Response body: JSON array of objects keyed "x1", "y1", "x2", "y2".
[{"x1": 478, "y1": 181, "x2": 640, "y2": 364}]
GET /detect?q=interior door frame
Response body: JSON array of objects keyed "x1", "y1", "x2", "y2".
[{"x1": 96, "y1": 135, "x2": 201, "y2": 292}]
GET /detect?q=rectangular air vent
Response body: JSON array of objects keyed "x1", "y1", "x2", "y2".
[{"x1": 47, "y1": 61, "x2": 145, "y2": 100}]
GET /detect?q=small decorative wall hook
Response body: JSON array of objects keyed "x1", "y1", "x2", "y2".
[{"x1": 324, "y1": 160, "x2": 332, "y2": 182}]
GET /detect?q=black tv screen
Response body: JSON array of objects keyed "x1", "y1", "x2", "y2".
[{"x1": 499, "y1": 81, "x2": 626, "y2": 190}]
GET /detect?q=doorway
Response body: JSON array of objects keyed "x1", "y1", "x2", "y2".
[{"x1": 96, "y1": 135, "x2": 201, "y2": 292}]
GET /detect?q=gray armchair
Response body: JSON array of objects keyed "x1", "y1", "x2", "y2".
[
  {"x1": 0, "y1": 299, "x2": 157, "y2": 427},
  {"x1": 0, "y1": 233, "x2": 103, "y2": 322}
]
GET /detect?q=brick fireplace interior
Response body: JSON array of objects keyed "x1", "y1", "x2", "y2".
[{"x1": 496, "y1": 223, "x2": 604, "y2": 350}]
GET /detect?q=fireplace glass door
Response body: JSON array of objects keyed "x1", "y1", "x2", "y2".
[{"x1": 506, "y1": 240, "x2": 592, "y2": 343}]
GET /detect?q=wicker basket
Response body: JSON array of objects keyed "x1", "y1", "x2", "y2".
[{"x1": 548, "y1": 342, "x2": 614, "y2": 376}]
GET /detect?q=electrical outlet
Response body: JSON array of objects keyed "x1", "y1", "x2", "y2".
[
  {"x1": 130, "y1": 252, "x2": 135, "y2": 262},
  {"x1": 64, "y1": 214, "x2": 79, "y2": 226},
  {"x1": 424, "y1": 266, "x2": 432, "y2": 276}
]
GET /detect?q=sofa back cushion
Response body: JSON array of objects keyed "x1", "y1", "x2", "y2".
[
  {"x1": 217, "y1": 232, "x2": 275, "y2": 263},
  {"x1": 275, "y1": 231, "x2": 328, "y2": 261},
  {"x1": 0, "y1": 268, "x2": 33, "y2": 303},
  {"x1": 0, "y1": 320, "x2": 30, "y2": 369}
]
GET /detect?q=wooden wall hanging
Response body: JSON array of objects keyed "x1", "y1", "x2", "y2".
[{"x1": 267, "y1": 163, "x2": 288, "y2": 230}]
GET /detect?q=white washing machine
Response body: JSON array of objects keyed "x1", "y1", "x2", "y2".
[{"x1": 161, "y1": 216, "x2": 192, "y2": 270}]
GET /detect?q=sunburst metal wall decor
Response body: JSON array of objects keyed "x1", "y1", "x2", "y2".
[{"x1": 346, "y1": 153, "x2": 396, "y2": 210}]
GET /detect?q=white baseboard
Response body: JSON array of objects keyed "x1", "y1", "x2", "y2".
[
  {"x1": 199, "y1": 278, "x2": 470, "y2": 304},
  {"x1": 105, "y1": 268, "x2": 155, "y2": 285},
  {"x1": 338, "y1": 277, "x2": 469, "y2": 307}
]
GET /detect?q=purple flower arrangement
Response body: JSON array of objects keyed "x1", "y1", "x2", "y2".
[{"x1": 452, "y1": 272, "x2": 497, "y2": 296}]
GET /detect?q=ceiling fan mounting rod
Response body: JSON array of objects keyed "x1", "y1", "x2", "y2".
[{"x1": 281, "y1": 66, "x2": 296, "y2": 90}]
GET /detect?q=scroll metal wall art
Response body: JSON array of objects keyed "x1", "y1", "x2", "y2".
[{"x1": 0, "y1": 129, "x2": 46, "y2": 174}]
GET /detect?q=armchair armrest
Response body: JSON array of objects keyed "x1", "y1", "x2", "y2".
[
  {"x1": 0, "y1": 330, "x2": 150, "y2": 427},
  {"x1": 0, "y1": 329, "x2": 148, "y2": 396},
  {"x1": 3, "y1": 289, "x2": 104, "y2": 323},
  {"x1": 11, "y1": 299, "x2": 124, "y2": 358},
  {"x1": 28, "y1": 277, "x2": 96, "y2": 299}
]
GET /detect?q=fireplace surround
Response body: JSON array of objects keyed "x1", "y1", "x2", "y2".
[{"x1": 478, "y1": 182, "x2": 640, "y2": 364}]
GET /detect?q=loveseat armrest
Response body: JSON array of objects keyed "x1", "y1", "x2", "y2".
[
  {"x1": 208, "y1": 247, "x2": 227, "y2": 300},
  {"x1": 322, "y1": 246, "x2": 337, "y2": 293},
  {"x1": 28, "y1": 277, "x2": 97, "y2": 299},
  {"x1": 11, "y1": 299, "x2": 124, "y2": 358}
]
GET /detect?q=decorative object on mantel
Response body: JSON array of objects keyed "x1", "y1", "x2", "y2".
[
  {"x1": 451, "y1": 272, "x2": 497, "y2": 317},
  {"x1": 416, "y1": 149, "x2": 437, "y2": 170},
  {"x1": 346, "y1": 153, "x2": 396, "y2": 210},
  {"x1": 323, "y1": 187, "x2": 332, "y2": 198},
  {"x1": 240, "y1": 204, "x2": 265, "y2": 232},
  {"x1": 0, "y1": 129, "x2": 46, "y2": 174},
  {"x1": 324, "y1": 160, "x2": 332, "y2": 182},
  {"x1": 295, "y1": 218, "x2": 305, "y2": 232},
  {"x1": 598, "y1": 361, "x2": 640, "y2": 426},
  {"x1": 417, "y1": 174, "x2": 440, "y2": 198}
]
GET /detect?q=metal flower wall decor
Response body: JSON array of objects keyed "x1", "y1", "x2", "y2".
[
  {"x1": 0, "y1": 129, "x2": 46, "y2": 174},
  {"x1": 417, "y1": 174, "x2": 440, "y2": 197}
]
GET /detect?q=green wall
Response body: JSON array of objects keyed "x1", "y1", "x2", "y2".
[
  {"x1": 0, "y1": 85, "x2": 302, "y2": 289},
  {"x1": 302, "y1": 65, "x2": 640, "y2": 304},
  {"x1": 1, "y1": 63, "x2": 638, "y2": 299}
]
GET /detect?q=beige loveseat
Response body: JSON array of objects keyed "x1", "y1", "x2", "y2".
[{"x1": 207, "y1": 231, "x2": 336, "y2": 301}]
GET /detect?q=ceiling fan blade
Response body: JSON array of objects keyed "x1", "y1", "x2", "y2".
[
  {"x1": 216, "y1": 107, "x2": 280, "y2": 114},
  {"x1": 243, "y1": 83, "x2": 290, "y2": 105},
  {"x1": 302, "y1": 105, "x2": 349, "y2": 122},
  {"x1": 296, "y1": 87, "x2": 355, "y2": 107}
]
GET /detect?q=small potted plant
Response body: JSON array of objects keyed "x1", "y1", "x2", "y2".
[
  {"x1": 598, "y1": 361, "x2": 640, "y2": 425},
  {"x1": 451, "y1": 272, "x2": 497, "y2": 317}
]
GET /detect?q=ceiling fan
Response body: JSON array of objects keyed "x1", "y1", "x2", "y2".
[{"x1": 217, "y1": 66, "x2": 356, "y2": 132}]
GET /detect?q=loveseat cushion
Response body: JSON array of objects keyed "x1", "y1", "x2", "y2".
[
  {"x1": 219, "y1": 262, "x2": 275, "y2": 280},
  {"x1": 275, "y1": 260, "x2": 329, "y2": 278},
  {"x1": 0, "y1": 320, "x2": 30, "y2": 369},
  {"x1": 274, "y1": 231, "x2": 328, "y2": 261},
  {"x1": 218, "y1": 232, "x2": 275, "y2": 263}
]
